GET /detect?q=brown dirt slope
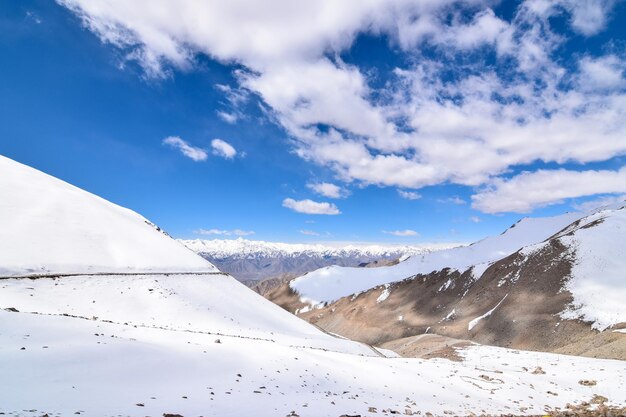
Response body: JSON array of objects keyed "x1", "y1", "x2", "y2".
[{"x1": 268, "y1": 238, "x2": 626, "y2": 360}]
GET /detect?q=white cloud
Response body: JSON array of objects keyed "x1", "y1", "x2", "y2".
[
  {"x1": 579, "y1": 55, "x2": 625, "y2": 91},
  {"x1": 469, "y1": 216, "x2": 481, "y2": 223},
  {"x1": 194, "y1": 228, "x2": 255, "y2": 236},
  {"x1": 300, "y1": 230, "x2": 320, "y2": 236},
  {"x1": 216, "y1": 111, "x2": 238, "y2": 124},
  {"x1": 60, "y1": 1, "x2": 625, "y2": 204},
  {"x1": 572, "y1": 194, "x2": 626, "y2": 212},
  {"x1": 162, "y1": 136, "x2": 208, "y2": 161},
  {"x1": 282, "y1": 198, "x2": 341, "y2": 215},
  {"x1": 561, "y1": 0, "x2": 616, "y2": 35},
  {"x1": 307, "y1": 182, "x2": 346, "y2": 199},
  {"x1": 211, "y1": 139, "x2": 237, "y2": 159},
  {"x1": 438, "y1": 196, "x2": 467, "y2": 205},
  {"x1": 472, "y1": 167, "x2": 626, "y2": 213},
  {"x1": 398, "y1": 190, "x2": 421, "y2": 200},
  {"x1": 382, "y1": 229, "x2": 419, "y2": 237}
]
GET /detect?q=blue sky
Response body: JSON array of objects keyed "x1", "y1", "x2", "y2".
[{"x1": 1, "y1": 0, "x2": 625, "y2": 244}]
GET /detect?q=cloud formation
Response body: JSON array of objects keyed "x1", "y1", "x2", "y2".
[
  {"x1": 299, "y1": 229, "x2": 320, "y2": 236},
  {"x1": 194, "y1": 228, "x2": 255, "y2": 236},
  {"x1": 162, "y1": 136, "x2": 208, "y2": 162},
  {"x1": 382, "y1": 229, "x2": 419, "y2": 237},
  {"x1": 307, "y1": 182, "x2": 346, "y2": 199},
  {"x1": 438, "y1": 197, "x2": 467, "y2": 205},
  {"x1": 571, "y1": 194, "x2": 626, "y2": 212},
  {"x1": 472, "y1": 167, "x2": 626, "y2": 213},
  {"x1": 282, "y1": 198, "x2": 341, "y2": 215},
  {"x1": 398, "y1": 190, "x2": 421, "y2": 200},
  {"x1": 60, "y1": 0, "x2": 626, "y2": 212},
  {"x1": 211, "y1": 139, "x2": 237, "y2": 159}
]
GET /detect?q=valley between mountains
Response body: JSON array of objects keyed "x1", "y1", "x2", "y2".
[{"x1": 1, "y1": 154, "x2": 625, "y2": 417}]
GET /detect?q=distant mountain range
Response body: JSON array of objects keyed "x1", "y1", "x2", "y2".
[{"x1": 179, "y1": 238, "x2": 460, "y2": 289}]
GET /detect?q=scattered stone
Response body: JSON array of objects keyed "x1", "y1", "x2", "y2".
[{"x1": 579, "y1": 379, "x2": 597, "y2": 386}]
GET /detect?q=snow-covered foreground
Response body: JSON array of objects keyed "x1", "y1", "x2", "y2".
[
  {"x1": 2, "y1": 276, "x2": 626, "y2": 417},
  {"x1": 0, "y1": 155, "x2": 216, "y2": 276},
  {"x1": 0, "y1": 274, "x2": 372, "y2": 355}
]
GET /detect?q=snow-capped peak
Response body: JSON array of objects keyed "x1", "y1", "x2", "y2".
[{"x1": 179, "y1": 237, "x2": 458, "y2": 259}]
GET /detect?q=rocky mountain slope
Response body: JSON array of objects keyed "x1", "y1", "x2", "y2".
[
  {"x1": 180, "y1": 238, "x2": 453, "y2": 289},
  {"x1": 269, "y1": 204, "x2": 626, "y2": 360},
  {"x1": 2, "y1": 154, "x2": 625, "y2": 416}
]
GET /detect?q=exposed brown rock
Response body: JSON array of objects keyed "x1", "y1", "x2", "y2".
[{"x1": 267, "y1": 236, "x2": 626, "y2": 360}]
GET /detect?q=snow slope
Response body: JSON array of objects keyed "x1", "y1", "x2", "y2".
[
  {"x1": 553, "y1": 205, "x2": 626, "y2": 330},
  {"x1": 291, "y1": 210, "x2": 583, "y2": 305},
  {"x1": 2, "y1": 275, "x2": 625, "y2": 417},
  {"x1": 0, "y1": 155, "x2": 216, "y2": 276},
  {"x1": 0, "y1": 274, "x2": 373, "y2": 355}
]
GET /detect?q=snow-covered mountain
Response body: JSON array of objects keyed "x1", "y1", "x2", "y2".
[
  {"x1": 2, "y1": 154, "x2": 625, "y2": 416},
  {"x1": 288, "y1": 210, "x2": 584, "y2": 305},
  {"x1": 0, "y1": 155, "x2": 217, "y2": 276},
  {"x1": 271, "y1": 202, "x2": 626, "y2": 359},
  {"x1": 180, "y1": 238, "x2": 456, "y2": 284}
]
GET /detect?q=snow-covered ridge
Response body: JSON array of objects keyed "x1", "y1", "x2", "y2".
[
  {"x1": 180, "y1": 238, "x2": 457, "y2": 259},
  {"x1": 290, "y1": 210, "x2": 586, "y2": 305},
  {"x1": 290, "y1": 201, "x2": 626, "y2": 308},
  {"x1": 0, "y1": 155, "x2": 217, "y2": 276}
]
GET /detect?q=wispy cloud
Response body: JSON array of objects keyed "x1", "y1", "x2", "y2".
[
  {"x1": 299, "y1": 229, "x2": 320, "y2": 236},
  {"x1": 438, "y1": 196, "x2": 467, "y2": 205},
  {"x1": 382, "y1": 229, "x2": 419, "y2": 237},
  {"x1": 162, "y1": 136, "x2": 208, "y2": 162},
  {"x1": 194, "y1": 228, "x2": 255, "y2": 236},
  {"x1": 572, "y1": 194, "x2": 626, "y2": 212},
  {"x1": 307, "y1": 182, "x2": 347, "y2": 199},
  {"x1": 282, "y1": 198, "x2": 340, "y2": 215},
  {"x1": 26, "y1": 10, "x2": 42, "y2": 24},
  {"x1": 216, "y1": 111, "x2": 238, "y2": 124},
  {"x1": 398, "y1": 190, "x2": 421, "y2": 200},
  {"x1": 211, "y1": 139, "x2": 237, "y2": 159}
]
